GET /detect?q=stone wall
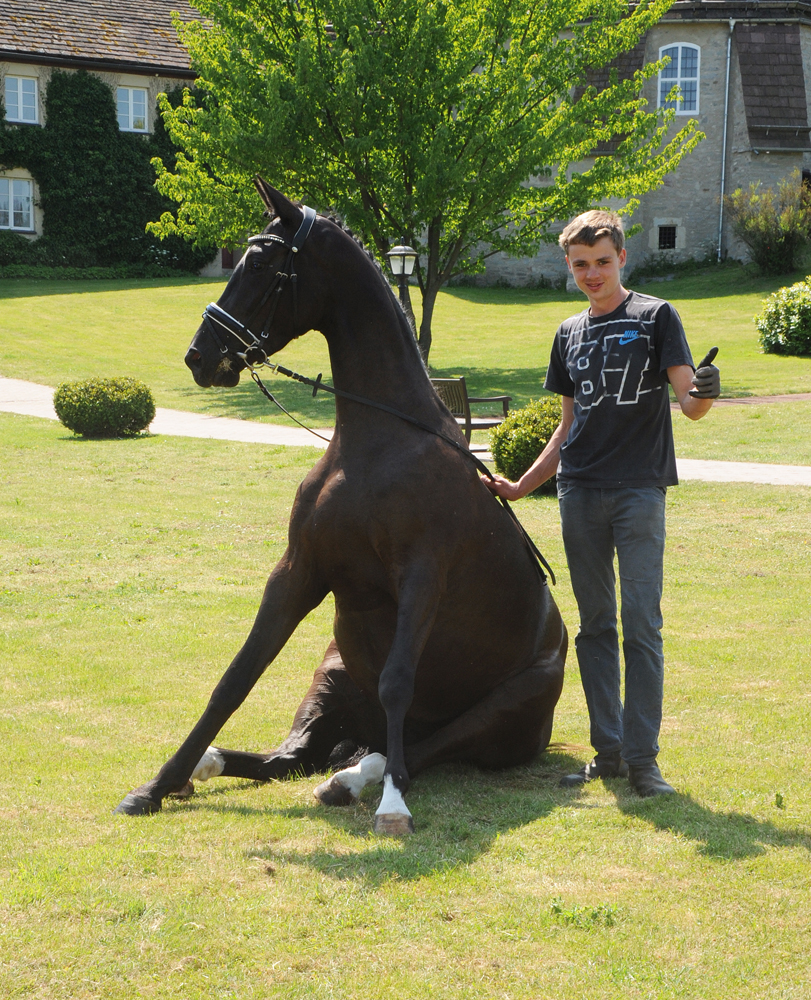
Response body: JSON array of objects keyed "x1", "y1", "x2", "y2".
[{"x1": 481, "y1": 17, "x2": 811, "y2": 287}]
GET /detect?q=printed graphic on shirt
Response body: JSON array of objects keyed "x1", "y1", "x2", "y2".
[{"x1": 563, "y1": 317, "x2": 661, "y2": 410}]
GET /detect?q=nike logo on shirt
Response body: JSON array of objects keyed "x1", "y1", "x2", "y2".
[{"x1": 618, "y1": 330, "x2": 640, "y2": 345}]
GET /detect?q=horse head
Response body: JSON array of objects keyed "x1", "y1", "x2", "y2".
[{"x1": 185, "y1": 179, "x2": 330, "y2": 388}]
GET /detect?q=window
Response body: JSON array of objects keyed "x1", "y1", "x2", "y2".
[
  {"x1": 0, "y1": 178, "x2": 34, "y2": 230},
  {"x1": 659, "y1": 44, "x2": 700, "y2": 114},
  {"x1": 117, "y1": 87, "x2": 148, "y2": 132},
  {"x1": 4, "y1": 76, "x2": 38, "y2": 123},
  {"x1": 658, "y1": 225, "x2": 677, "y2": 250}
]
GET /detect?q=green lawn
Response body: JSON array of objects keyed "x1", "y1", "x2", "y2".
[
  {"x1": 1, "y1": 413, "x2": 810, "y2": 999},
  {"x1": 3, "y1": 264, "x2": 811, "y2": 446}
]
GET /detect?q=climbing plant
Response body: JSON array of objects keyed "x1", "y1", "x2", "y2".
[{"x1": 0, "y1": 70, "x2": 215, "y2": 272}]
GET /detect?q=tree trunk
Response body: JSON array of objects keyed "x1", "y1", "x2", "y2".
[{"x1": 418, "y1": 283, "x2": 439, "y2": 363}]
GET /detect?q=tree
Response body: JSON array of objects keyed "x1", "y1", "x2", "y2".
[
  {"x1": 726, "y1": 170, "x2": 811, "y2": 276},
  {"x1": 149, "y1": 0, "x2": 702, "y2": 359}
]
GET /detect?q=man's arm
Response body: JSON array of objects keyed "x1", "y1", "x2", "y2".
[
  {"x1": 483, "y1": 396, "x2": 574, "y2": 500},
  {"x1": 669, "y1": 365, "x2": 714, "y2": 421}
]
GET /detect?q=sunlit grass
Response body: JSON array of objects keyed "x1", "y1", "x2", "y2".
[{"x1": 1, "y1": 413, "x2": 810, "y2": 999}]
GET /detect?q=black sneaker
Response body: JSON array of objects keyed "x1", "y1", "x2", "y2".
[{"x1": 559, "y1": 753, "x2": 628, "y2": 788}]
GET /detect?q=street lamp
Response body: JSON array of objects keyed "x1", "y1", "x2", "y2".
[{"x1": 386, "y1": 241, "x2": 418, "y2": 332}]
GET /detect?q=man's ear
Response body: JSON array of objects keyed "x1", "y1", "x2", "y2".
[{"x1": 253, "y1": 177, "x2": 303, "y2": 229}]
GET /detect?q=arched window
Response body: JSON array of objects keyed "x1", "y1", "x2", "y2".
[{"x1": 659, "y1": 44, "x2": 700, "y2": 114}]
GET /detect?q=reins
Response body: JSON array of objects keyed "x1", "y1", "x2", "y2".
[
  {"x1": 201, "y1": 206, "x2": 556, "y2": 587},
  {"x1": 250, "y1": 366, "x2": 556, "y2": 586}
]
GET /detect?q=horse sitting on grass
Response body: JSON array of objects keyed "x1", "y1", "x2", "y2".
[{"x1": 114, "y1": 180, "x2": 567, "y2": 834}]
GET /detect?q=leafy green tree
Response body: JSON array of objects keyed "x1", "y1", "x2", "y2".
[{"x1": 150, "y1": 0, "x2": 701, "y2": 358}]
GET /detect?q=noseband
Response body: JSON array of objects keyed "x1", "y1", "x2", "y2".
[{"x1": 202, "y1": 205, "x2": 318, "y2": 368}]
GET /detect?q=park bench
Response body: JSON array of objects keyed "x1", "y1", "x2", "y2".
[{"x1": 430, "y1": 376, "x2": 511, "y2": 443}]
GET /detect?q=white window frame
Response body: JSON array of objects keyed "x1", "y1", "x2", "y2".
[
  {"x1": 658, "y1": 43, "x2": 700, "y2": 115},
  {"x1": 4, "y1": 75, "x2": 39, "y2": 124},
  {"x1": 116, "y1": 86, "x2": 149, "y2": 132},
  {"x1": 0, "y1": 178, "x2": 35, "y2": 231}
]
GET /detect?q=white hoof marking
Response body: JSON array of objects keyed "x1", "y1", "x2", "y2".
[
  {"x1": 191, "y1": 747, "x2": 225, "y2": 782},
  {"x1": 375, "y1": 775, "x2": 412, "y2": 821},
  {"x1": 331, "y1": 752, "x2": 387, "y2": 798}
]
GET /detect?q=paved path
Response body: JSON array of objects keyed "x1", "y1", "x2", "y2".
[{"x1": 3, "y1": 375, "x2": 811, "y2": 486}]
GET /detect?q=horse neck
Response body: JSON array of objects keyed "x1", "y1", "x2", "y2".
[{"x1": 321, "y1": 283, "x2": 439, "y2": 425}]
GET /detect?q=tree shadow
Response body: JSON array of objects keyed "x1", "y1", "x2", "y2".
[
  {"x1": 0, "y1": 275, "x2": 225, "y2": 299},
  {"x1": 608, "y1": 787, "x2": 811, "y2": 860}
]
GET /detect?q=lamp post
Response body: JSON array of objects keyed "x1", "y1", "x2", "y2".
[{"x1": 386, "y1": 241, "x2": 418, "y2": 334}]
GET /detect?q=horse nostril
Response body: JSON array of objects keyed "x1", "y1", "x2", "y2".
[{"x1": 185, "y1": 348, "x2": 202, "y2": 368}]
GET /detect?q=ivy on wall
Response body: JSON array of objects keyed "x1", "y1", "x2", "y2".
[{"x1": 0, "y1": 70, "x2": 216, "y2": 272}]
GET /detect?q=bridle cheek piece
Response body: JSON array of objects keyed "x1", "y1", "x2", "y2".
[{"x1": 202, "y1": 205, "x2": 318, "y2": 370}]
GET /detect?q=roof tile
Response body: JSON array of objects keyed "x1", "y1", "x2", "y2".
[{"x1": 0, "y1": 0, "x2": 199, "y2": 72}]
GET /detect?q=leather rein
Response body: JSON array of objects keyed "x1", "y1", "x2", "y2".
[{"x1": 200, "y1": 207, "x2": 556, "y2": 586}]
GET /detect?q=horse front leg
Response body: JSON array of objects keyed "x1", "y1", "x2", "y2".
[
  {"x1": 114, "y1": 553, "x2": 326, "y2": 816},
  {"x1": 373, "y1": 566, "x2": 440, "y2": 836}
]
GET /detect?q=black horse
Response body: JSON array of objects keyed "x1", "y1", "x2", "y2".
[{"x1": 115, "y1": 180, "x2": 567, "y2": 834}]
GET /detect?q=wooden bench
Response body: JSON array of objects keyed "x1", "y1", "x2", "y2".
[{"x1": 430, "y1": 377, "x2": 511, "y2": 443}]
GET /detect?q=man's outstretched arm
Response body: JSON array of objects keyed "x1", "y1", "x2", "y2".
[{"x1": 483, "y1": 396, "x2": 574, "y2": 500}]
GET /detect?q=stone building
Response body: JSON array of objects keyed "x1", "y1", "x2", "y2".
[
  {"x1": 483, "y1": 0, "x2": 811, "y2": 287},
  {"x1": 3, "y1": 1, "x2": 811, "y2": 282},
  {"x1": 0, "y1": 0, "x2": 197, "y2": 246}
]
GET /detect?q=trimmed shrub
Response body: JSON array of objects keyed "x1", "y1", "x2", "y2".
[
  {"x1": 490, "y1": 395, "x2": 562, "y2": 492},
  {"x1": 754, "y1": 278, "x2": 811, "y2": 355},
  {"x1": 54, "y1": 377, "x2": 155, "y2": 437},
  {"x1": 725, "y1": 170, "x2": 811, "y2": 276}
]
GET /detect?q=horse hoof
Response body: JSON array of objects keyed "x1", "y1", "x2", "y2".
[
  {"x1": 168, "y1": 781, "x2": 195, "y2": 800},
  {"x1": 313, "y1": 774, "x2": 357, "y2": 807},
  {"x1": 374, "y1": 812, "x2": 415, "y2": 836},
  {"x1": 113, "y1": 793, "x2": 161, "y2": 816}
]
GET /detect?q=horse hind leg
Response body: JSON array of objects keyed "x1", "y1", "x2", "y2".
[
  {"x1": 403, "y1": 644, "x2": 567, "y2": 778},
  {"x1": 178, "y1": 640, "x2": 385, "y2": 798}
]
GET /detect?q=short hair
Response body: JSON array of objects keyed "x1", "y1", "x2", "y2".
[{"x1": 558, "y1": 211, "x2": 624, "y2": 255}]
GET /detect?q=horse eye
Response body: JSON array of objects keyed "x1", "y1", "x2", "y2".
[{"x1": 250, "y1": 256, "x2": 265, "y2": 271}]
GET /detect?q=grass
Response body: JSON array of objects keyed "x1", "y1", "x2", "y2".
[
  {"x1": 2, "y1": 412, "x2": 810, "y2": 999},
  {"x1": 3, "y1": 262, "x2": 811, "y2": 433}
]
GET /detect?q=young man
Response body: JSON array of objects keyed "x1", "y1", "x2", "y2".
[{"x1": 484, "y1": 211, "x2": 720, "y2": 797}]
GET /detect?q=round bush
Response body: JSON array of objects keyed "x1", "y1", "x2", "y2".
[
  {"x1": 490, "y1": 396, "x2": 562, "y2": 492},
  {"x1": 53, "y1": 377, "x2": 155, "y2": 437},
  {"x1": 755, "y1": 278, "x2": 811, "y2": 355}
]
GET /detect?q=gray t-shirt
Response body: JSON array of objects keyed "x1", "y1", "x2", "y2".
[{"x1": 544, "y1": 290, "x2": 694, "y2": 488}]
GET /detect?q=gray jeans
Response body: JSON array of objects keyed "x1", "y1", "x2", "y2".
[{"x1": 558, "y1": 483, "x2": 667, "y2": 766}]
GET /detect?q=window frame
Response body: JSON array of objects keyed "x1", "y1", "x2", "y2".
[
  {"x1": 116, "y1": 86, "x2": 149, "y2": 133},
  {"x1": 4, "y1": 75, "x2": 39, "y2": 124},
  {"x1": 0, "y1": 177, "x2": 35, "y2": 232},
  {"x1": 658, "y1": 43, "x2": 700, "y2": 116}
]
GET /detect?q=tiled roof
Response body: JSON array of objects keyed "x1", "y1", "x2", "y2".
[
  {"x1": 0, "y1": 1, "x2": 200, "y2": 76},
  {"x1": 737, "y1": 24, "x2": 810, "y2": 148}
]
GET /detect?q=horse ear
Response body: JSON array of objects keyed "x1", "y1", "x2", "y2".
[{"x1": 253, "y1": 177, "x2": 302, "y2": 227}]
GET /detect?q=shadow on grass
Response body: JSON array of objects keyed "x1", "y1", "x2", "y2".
[
  {"x1": 167, "y1": 750, "x2": 586, "y2": 885},
  {"x1": 612, "y1": 789, "x2": 811, "y2": 861},
  {"x1": 0, "y1": 275, "x2": 226, "y2": 299}
]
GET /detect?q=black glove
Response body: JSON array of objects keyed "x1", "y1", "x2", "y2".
[{"x1": 689, "y1": 347, "x2": 720, "y2": 399}]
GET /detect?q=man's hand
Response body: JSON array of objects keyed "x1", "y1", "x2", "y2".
[
  {"x1": 689, "y1": 347, "x2": 720, "y2": 399},
  {"x1": 481, "y1": 472, "x2": 525, "y2": 501}
]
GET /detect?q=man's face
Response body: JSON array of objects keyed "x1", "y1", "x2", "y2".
[{"x1": 566, "y1": 236, "x2": 627, "y2": 311}]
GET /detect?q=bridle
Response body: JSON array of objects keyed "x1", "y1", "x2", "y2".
[
  {"x1": 202, "y1": 204, "x2": 318, "y2": 369},
  {"x1": 198, "y1": 204, "x2": 556, "y2": 586}
]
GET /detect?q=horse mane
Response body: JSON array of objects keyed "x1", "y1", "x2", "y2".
[
  {"x1": 325, "y1": 213, "x2": 427, "y2": 371},
  {"x1": 263, "y1": 205, "x2": 426, "y2": 370}
]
